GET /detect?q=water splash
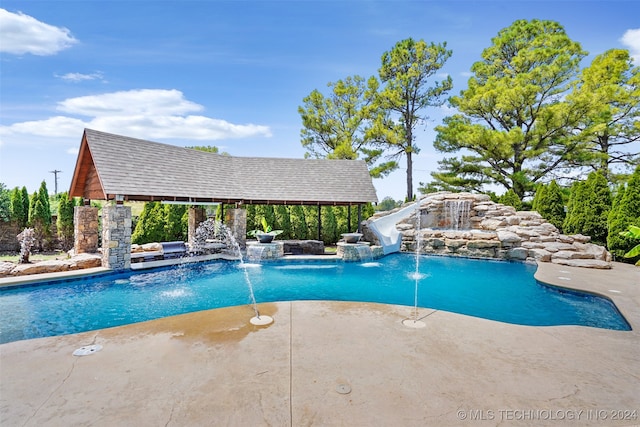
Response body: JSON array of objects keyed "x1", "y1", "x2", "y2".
[
  {"x1": 194, "y1": 219, "x2": 263, "y2": 321},
  {"x1": 413, "y1": 198, "x2": 422, "y2": 322}
]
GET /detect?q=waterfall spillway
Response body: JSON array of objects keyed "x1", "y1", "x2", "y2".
[{"x1": 444, "y1": 199, "x2": 472, "y2": 230}]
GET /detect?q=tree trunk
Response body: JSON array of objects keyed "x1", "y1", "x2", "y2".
[{"x1": 406, "y1": 150, "x2": 413, "y2": 201}]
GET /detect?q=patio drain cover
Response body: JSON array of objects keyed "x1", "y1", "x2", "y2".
[
  {"x1": 73, "y1": 344, "x2": 103, "y2": 356},
  {"x1": 336, "y1": 384, "x2": 351, "y2": 394}
]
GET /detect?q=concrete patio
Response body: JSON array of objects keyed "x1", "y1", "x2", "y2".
[{"x1": 1, "y1": 262, "x2": 638, "y2": 426}]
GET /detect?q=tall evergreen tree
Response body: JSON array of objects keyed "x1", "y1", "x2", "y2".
[
  {"x1": 531, "y1": 184, "x2": 547, "y2": 213},
  {"x1": 57, "y1": 193, "x2": 75, "y2": 251},
  {"x1": 0, "y1": 183, "x2": 9, "y2": 222},
  {"x1": 607, "y1": 167, "x2": 640, "y2": 260},
  {"x1": 132, "y1": 202, "x2": 166, "y2": 244},
  {"x1": 20, "y1": 187, "x2": 29, "y2": 224},
  {"x1": 537, "y1": 180, "x2": 566, "y2": 232},
  {"x1": 9, "y1": 187, "x2": 28, "y2": 227},
  {"x1": 303, "y1": 206, "x2": 318, "y2": 240},
  {"x1": 563, "y1": 181, "x2": 588, "y2": 236},
  {"x1": 321, "y1": 206, "x2": 339, "y2": 244},
  {"x1": 568, "y1": 49, "x2": 640, "y2": 180},
  {"x1": 245, "y1": 205, "x2": 257, "y2": 233},
  {"x1": 28, "y1": 191, "x2": 37, "y2": 226},
  {"x1": 290, "y1": 205, "x2": 307, "y2": 239},
  {"x1": 31, "y1": 199, "x2": 49, "y2": 251},
  {"x1": 274, "y1": 205, "x2": 292, "y2": 240},
  {"x1": 498, "y1": 189, "x2": 522, "y2": 210},
  {"x1": 37, "y1": 181, "x2": 52, "y2": 226},
  {"x1": 375, "y1": 38, "x2": 453, "y2": 200},
  {"x1": 430, "y1": 20, "x2": 587, "y2": 198},
  {"x1": 164, "y1": 204, "x2": 187, "y2": 241},
  {"x1": 564, "y1": 172, "x2": 611, "y2": 245}
]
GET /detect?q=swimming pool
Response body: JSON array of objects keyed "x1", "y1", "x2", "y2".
[{"x1": 0, "y1": 254, "x2": 630, "y2": 343}]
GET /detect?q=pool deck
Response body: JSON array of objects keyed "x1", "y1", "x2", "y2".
[{"x1": 1, "y1": 261, "x2": 639, "y2": 426}]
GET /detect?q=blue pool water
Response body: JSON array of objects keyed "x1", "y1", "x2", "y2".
[{"x1": 0, "y1": 254, "x2": 630, "y2": 343}]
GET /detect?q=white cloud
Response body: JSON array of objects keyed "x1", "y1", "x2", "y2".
[
  {"x1": 621, "y1": 28, "x2": 640, "y2": 63},
  {"x1": 0, "y1": 89, "x2": 272, "y2": 142},
  {"x1": 58, "y1": 89, "x2": 203, "y2": 116},
  {"x1": 0, "y1": 8, "x2": 77, "y2": 56},
  {"x1": 56, "y1": 72, "x2": 105, "y2": 82},
  {"x1": 66, "y1": 146, "x2": 79, "y2": 155}
]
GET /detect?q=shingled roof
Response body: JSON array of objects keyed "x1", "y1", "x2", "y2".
[{"x1": 69, "y1": 129, "x2": 378, "y2": 205}]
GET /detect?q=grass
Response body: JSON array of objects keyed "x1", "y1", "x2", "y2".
[{"x1": 0, "y1": 251, "x2": 68, "y2": 263}]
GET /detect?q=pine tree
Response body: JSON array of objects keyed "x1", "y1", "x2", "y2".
[
  {"x1": 608, "y1": 167, "x2": 640, "y2": 260},
  {"x1": 498, "y1": 189, "x2": 522, "y2": 210}
]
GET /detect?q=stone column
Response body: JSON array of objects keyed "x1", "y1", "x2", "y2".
[
  {"x1": 187, "y1": 206, "x2": 207, "y2": 247},
  {"x1": 74, "y1": 206, "x2": 99, "y2": 254},
  {"x1": 225, "y1": 208, "x2": 247, "y2": 249},
  {"x1": 101, "y1": 204, "x2": 131, "y2": 271}
]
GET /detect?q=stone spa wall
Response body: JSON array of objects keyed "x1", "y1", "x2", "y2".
[{"x1": 363, "y1": 192, "x2": 613, "y2": 269}]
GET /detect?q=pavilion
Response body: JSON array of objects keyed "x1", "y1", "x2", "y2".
[{"x1": 69, "y1": 129, "x2": 378, "y2": 270}]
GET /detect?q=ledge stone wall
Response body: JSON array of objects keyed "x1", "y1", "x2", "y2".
[{"x1": 363, "y1": 192, "x2": 612, "y2": 269}]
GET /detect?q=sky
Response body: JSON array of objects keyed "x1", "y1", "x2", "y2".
[{"x1": 1, "y1": 0, "x2": 639, "y2": 202}]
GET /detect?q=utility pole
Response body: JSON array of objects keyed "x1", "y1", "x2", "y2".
[{"x1": 49, "y1": 170, "x2": 62, "y2": 195}]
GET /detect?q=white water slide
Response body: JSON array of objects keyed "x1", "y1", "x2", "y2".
[{"x1": 367, "y1": 201, "x2": 419, "y2": 255}]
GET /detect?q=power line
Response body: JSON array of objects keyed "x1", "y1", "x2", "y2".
[{"x1": 49, "y1": 170, "x2": 62, "y2": 195}]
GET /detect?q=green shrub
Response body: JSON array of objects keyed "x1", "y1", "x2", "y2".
[
  {"x1": 607, "y1": 167, "x2": 640, "y2": 261},
  {"x1": 132, "y1": 202, "x2": 166, "y2": 244},
  {"x1": 56, "y1": 192, "x2": 76, "y2": 251},
  {"x1": 564, "y1": 172, "x2": 611, "y2": 245},
  {"x1": 498, "y1": 189, "x2": 522, "y2": 210}
]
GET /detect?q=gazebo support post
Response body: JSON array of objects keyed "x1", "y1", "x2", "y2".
[
  {"x1": 73, "y1": 205, "x2": 99, "y2": 254},
  {"x1": 101, "y1": 203, "x2": 131, "y2": 271},
  {"x1": 317, "y1": 206, "x2": 322, "y2": 241},
  {"x1": 357, "y1": 204, "x2": 362, "y2": 233},
  {"x1": 225, "y1": 208, "x2": 247, "y2": 250}
]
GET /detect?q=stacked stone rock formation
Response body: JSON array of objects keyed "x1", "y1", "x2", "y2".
[
  {"x1": 0, "y1": 253, "x2": 102, "y2": 277},
  {"x1": 363, "y1": 192, "x2": 612, "y2": 269}
]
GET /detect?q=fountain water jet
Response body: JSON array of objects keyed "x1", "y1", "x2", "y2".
[
  {"x1": 194, "y1": 219, "x2": 273, "y2": 326},
  {"x1": 403, "y1": 198, "x2": 426, "y2": 329}
]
